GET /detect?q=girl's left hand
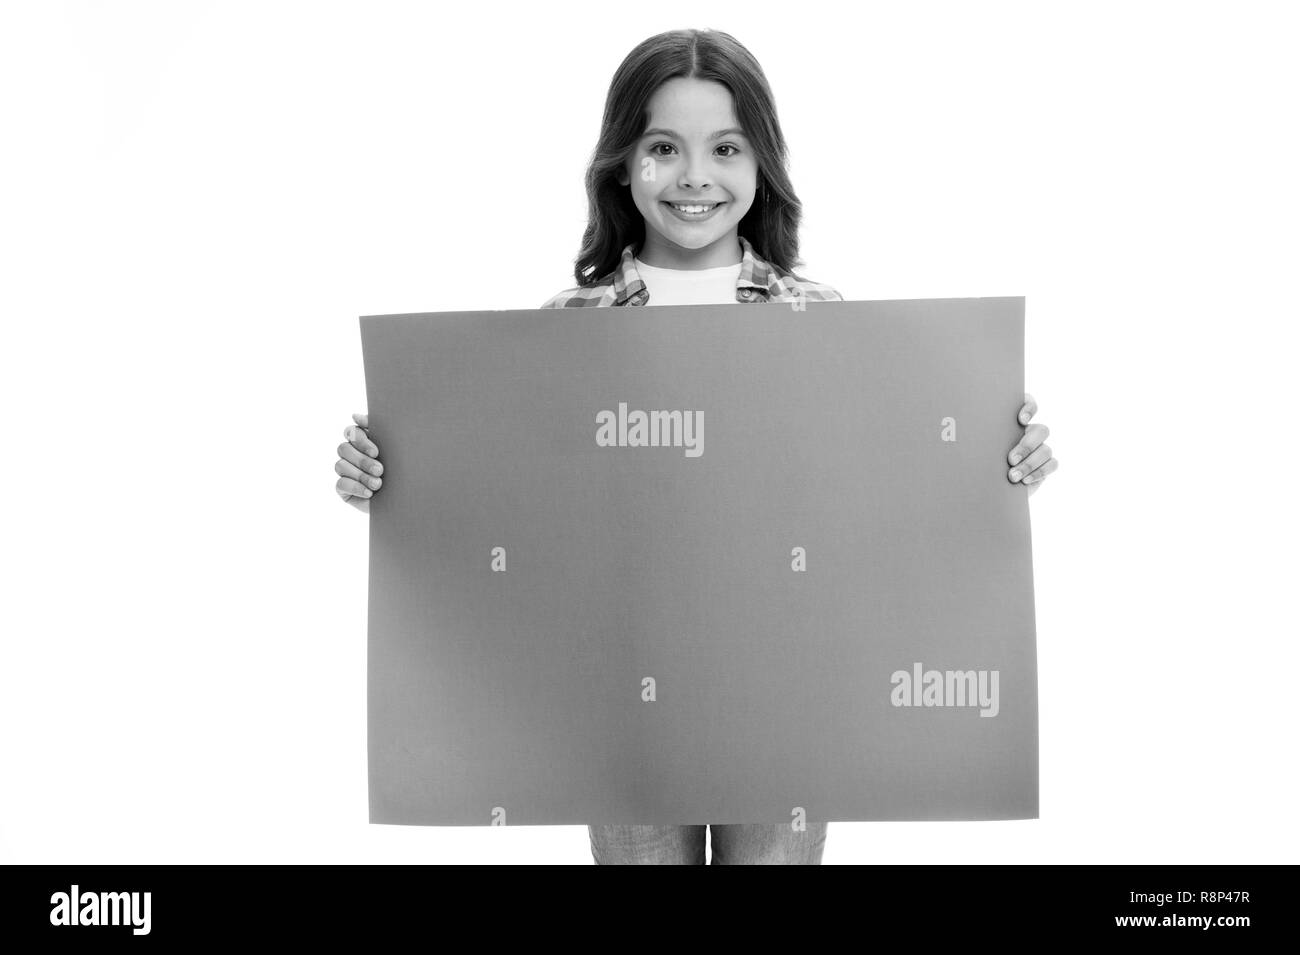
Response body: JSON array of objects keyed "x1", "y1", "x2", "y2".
[{"x1": 1007, "y1": 393, "x2": 1058, "y2": 497}]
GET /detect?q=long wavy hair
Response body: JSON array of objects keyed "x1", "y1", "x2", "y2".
[{"x1": 571, "y1": 29, "x2": 807, "y2": 287}]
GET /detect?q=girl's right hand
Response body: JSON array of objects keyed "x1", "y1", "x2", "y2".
[{"x1": 336, "y1": 412, "x2": 384, "y2": 513}]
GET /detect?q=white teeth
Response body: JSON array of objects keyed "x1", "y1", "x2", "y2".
[{"x1": 671, "y1": 203, "x2": 716, "y2": 213}]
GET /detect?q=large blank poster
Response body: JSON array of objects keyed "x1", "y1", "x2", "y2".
[{"x1": 361, "y1": 297, "x2": 1037, "y2": 826}]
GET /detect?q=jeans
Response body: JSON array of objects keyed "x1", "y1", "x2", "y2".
[{"x1": 588, "y1": 822, "x2": 828, "y2": 865}]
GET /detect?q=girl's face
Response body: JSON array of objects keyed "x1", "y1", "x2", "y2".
[{"x1": 618, "y1": 77, "x2": 760, "y2": 267}]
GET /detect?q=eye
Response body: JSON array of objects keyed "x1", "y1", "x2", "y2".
[
  {"x1": 649, "y1": 142, "x2": 676, "y2": 156},
  {"x1": 716, "y1": 144, "x2": 740, "y2": 157}
]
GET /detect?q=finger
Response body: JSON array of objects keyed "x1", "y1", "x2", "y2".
[
  {"x1": 1018, "y1": 393, "x2": 1038, "y2": 426},
  {"x1": 347, "y1": 495, "x2": 370, "y2": 514},
  {"x1": 1009, "y1": 443, "x2": 1052, "y2": 483},
  {"x1": 335, "y1": 457, "x2": 383, "y2": 490},
  {"x1": 343, "y1": 423, "x2": 380, "y2": 460},
  {"x1": 1021, "y1": 456, "x2": 1059, "y2": 486},
  {"x1": 353, "y1": 412, "x2": 369, "y2": 429},
  {"x1": 1008, "y1": 422, "x2": 1050, "y2": 465},
  {"x1": 338, "y1": 440, "x2": 383, "y2": 477},
  {"x1": 335, "y1": 475, "x2": 374, "y2": 500}
]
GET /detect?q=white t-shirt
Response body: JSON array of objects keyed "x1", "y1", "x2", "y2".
[{"x1": 633, "y1": 257, "x2": 743, "y2": 306}]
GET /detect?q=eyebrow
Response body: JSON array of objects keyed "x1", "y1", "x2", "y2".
[{"x1": 641, "y1": 127, "x2": 747, "y2": 141}]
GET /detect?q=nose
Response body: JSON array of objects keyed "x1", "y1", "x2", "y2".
[{"x1": 677, "y1": 152, "x2": 712, "y2": 191}]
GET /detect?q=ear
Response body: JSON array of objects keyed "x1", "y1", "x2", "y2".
[{"x1": 616, "y1": 166, "x2": 630, "y2": 187}]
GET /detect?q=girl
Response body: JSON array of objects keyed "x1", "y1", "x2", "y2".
[{"x1": 334, "y1": 28, "x2": 1059, "y2": 864}]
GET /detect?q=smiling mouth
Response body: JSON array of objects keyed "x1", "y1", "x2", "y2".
[{"x1": 662, "y1": 201, "x2": 725, "y2": 219}]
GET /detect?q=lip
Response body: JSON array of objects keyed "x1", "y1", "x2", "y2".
[{"x1": 662, "y1": 200, "x2": 725, "y2": 222}]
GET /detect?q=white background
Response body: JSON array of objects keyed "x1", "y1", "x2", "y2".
[{"x1": 3, "y1": 0, "x2": 1296, "y2": 864}]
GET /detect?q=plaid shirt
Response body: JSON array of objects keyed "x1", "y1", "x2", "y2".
[{"x1": 540, "y1": 235, "x2": 843, "y2": 307}]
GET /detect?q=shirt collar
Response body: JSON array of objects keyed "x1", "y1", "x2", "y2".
[{"x1": 612, "y1": 234, "x2": 781, "y2": 306}]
